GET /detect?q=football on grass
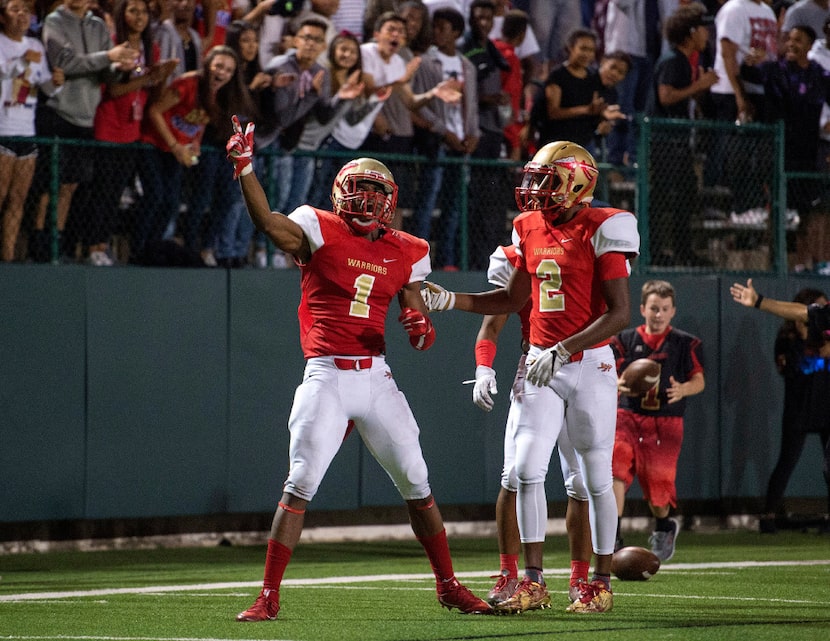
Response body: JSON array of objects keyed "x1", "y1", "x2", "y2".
[
  {"x1": 620, "y1": 358, "x2": 661, "y2": 395},
  {"x1": 611, "y1": 546, "x2": 661, "y2": 581}
]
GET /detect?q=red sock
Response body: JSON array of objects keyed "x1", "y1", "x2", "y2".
[
  {"x1": 417, "y1": 528, "x2": 455, "y2": 583},
  {"x1": 263, "y1": 539, "x2": 292, "y2": 592},
  {"x1": 500, "y1": 553, "x2": 519, "y2": 578},
  {"x1": 570, "y1": 560, "x2": 590, "y2": 585}
]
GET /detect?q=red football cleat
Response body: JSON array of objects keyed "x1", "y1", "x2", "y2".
[
  {"x1": 236, "y1": 589, "x2": 280, "y2": 621},
  {"x1": 437, "y1": 578, "x2": 493, "y2": 614}
]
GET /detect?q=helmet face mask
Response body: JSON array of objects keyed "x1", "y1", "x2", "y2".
[
  {"x1": 331, "y1": 158, "x2": 398, "y2": 234},
  {"x1": 515, "y1": 141, "x2": 598, "y2": 222}
]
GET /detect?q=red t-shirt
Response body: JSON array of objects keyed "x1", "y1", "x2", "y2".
[
  {"x1": 94, "y1": 43, "x2": 161, "y2": 143},
  {"x1": 140, "y1": 73, "x2": 206, "y2": 150}
]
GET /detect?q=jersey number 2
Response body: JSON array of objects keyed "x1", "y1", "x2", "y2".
[{"x1": 537, "y1": 259, "x2": 564, "y2": 312}]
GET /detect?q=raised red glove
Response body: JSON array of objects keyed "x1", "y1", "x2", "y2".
[
  {"x1": 226, "y1": 115, "x2": 255, "y2": 179},
  {"x1": 398, "y1": 307, "x2": 435, "y2": 351}
]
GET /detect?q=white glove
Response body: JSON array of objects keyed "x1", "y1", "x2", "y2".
[
  {"x1": 421, "y1": 281, "x2": 456, "y2": 312},
  {"x1": 526, "y1": 342, "x2": 570, "y2": 387},
  {"x1": 472, "y1": 365, "x2": 498, "y2": 411}
]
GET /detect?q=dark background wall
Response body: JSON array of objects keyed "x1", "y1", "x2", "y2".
[{"x1": 1, "y1": 266, "x2": 825, "y2": 532}]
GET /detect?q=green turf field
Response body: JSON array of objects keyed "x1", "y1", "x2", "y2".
[{"x1": 1, "y1": 531, "x2": 828, "y2": 641}]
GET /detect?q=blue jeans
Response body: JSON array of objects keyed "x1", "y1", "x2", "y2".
[
  {"x1": 411, "y1": 147, "x2": 464, "y2": 268},
  {"x1": 215, "y1": 185, "x2": 253, "y2": 261},
  {"x1": 134, "y1": 146, "x2": 184, "y2": 259},
  {"x1": 309, "y1": 136, "x2": 351, "y2": 210},
  {"x1": 186, "y1": 146, "x2": 236, "y2": 252}
]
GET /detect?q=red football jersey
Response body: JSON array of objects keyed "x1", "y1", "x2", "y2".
[
  {"x1": 289, "y1": 206, "x2": 431, "y2": 358},
  {"x1": 512, "y1": 206, "x2": 639, "y2": 349}
]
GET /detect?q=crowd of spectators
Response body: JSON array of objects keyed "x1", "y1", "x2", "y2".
[{"x1": 2, "y1": 0, "x2": 830, "y2": 269}]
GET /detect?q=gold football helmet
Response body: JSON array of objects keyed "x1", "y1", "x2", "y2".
[
  {"x1": 331, "y1": 158, "x2": 398, "y2": 234},
  {"x1": 514, "y1": 141, "x2": 598, "y2": 222}
]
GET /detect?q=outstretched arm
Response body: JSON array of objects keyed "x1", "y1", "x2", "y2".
[
  {"x1": 227, "y1": 116, "x2": 311, "y2": 262},
  {"x1": 422, "y1": 268, "x2": 531, "y2": 315},
  {"x1": 730, "y1": 278, "x2": 808, "y2": 322}
]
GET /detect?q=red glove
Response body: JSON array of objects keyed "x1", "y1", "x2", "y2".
[
  {"x1": 226, "y1": 114, "x2": 255, "y2": 179},
  {"x1": 398, "y1": 307, "x2": 435, "y2": 351}
]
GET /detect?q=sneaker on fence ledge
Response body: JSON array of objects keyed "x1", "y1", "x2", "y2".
[
  {"x1": 785, "y1": 209, "x2": 800, "y2": 230},
  {"x1": 201, "y1": 249, "x2": 218, "y2": 267},
  {"x1": 271, "y1": 251, "x2": 289, "y2": 268},
  {"x1": 729, "y1": 207, "x2": 767, "y2": 228},
  {"x1": 87, "y1": 250, "x2": 114, "y2": 266}
]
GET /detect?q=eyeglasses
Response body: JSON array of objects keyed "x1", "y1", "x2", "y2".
[{"x1": 296, "y1": 34, "x2": 325, "y2": 44}]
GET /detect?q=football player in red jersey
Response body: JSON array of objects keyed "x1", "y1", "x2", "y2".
[
  {"x1": 471, "y1": 244, "x2": 594, "y2": 611},
  {"x1": 226, "y1": 116, "x2": 491, "y2": 621},
  {"x1": 422, "y1": 141, "x2": 639, "y2": 613}
]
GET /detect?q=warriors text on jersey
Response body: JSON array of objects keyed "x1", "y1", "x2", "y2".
[
  {"x1": 289, "y1": 206, "x2": 431, "y2": 358},
  {"x1": 611, "y1": 325, "x2": 704, "y2": 417},
  {"x1": 511, "y1": 206, "x2": 640, "y2": 349}
]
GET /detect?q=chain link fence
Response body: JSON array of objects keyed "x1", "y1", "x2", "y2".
[{"x1": 3, "y1": 120, "x2": 824, "y2": 273}]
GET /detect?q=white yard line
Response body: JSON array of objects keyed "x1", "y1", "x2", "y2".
[{"x1": 2, "y1": 560, "x2": 830, "y2": 603}]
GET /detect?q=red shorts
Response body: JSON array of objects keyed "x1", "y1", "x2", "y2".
[{"x1": 612, "y1": 409, "x2": 684, "y2": 508}]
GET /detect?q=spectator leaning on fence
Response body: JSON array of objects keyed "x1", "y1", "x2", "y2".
[
  {"x1": 461, "y1": 0, "x2": 511, "y2": 271},
  {"x1": 77, "y1": 0, "x2": 176, "y2": 266},
  {"x1": 29, "y1": 0, "x2": 138, "y2": 263},
  {"x1": 0, "y1": 0, "x2": 63, "y2": 263},
  {"x1": 647, "y1": 1, "x2": 718, "y2": 267},
  {"x1": 409, "y1": 6, "x2": 479, "y2": 267},
  {"x1": 134, "y1": 45, "x2": 252, "y2": 264},
  {"x1": 154, "y1": 0, "x2": 203, "y2": 81},
  {"x1": 741, "y1": 24, "x2": 830, "y2": 271}
]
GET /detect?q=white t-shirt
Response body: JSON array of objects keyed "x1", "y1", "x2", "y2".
[
  {"x1": 711, "y1": 0, "x2": 778, "y2": 95},
  {"x1": 0, "y1": 33, "x2": 53, "y2": 136},
  {"x1": 332, "y1": 42, "x2": 406, "y2": 148},
  {"x1": 492, "y1": 14, "x2": 540, "y2": 61},
  {"x1": 434, "y1": 50, "x2": 465, "y2": 139}
]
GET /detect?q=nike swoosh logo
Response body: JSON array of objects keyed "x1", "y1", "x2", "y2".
[
  {"x1": 382, "y1": 258, "x2": 397, "y2": 263},
  {"x1": 561, "y1": 238, "x2": 573, "y2": 243}
]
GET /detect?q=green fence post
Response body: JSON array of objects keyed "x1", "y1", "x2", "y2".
[
  {"x1": 772, "y1": 120, "x2": 786, "y2": 276},
  {"x1": 636, "y1": 115, "x2": 650, "y2": 271},
  {"x1": 49, "y1": 138, "x2": 60, "y2": 264},
  {"x1": 459, "y1": 155, "x2": 470, "y2": 271}
]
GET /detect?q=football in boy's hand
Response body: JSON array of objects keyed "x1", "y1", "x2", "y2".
[
  {"x1": 620, "y1": 358, "x2": 660, "y2": 395},
  {"x1": 611, "y1": 546, "x2": 661, "y2": 581}
]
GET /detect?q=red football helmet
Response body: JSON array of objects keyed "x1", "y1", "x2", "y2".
[
  {"x1": 514, "y1": 141, "x2": 598, "y2": 222},
  {"x1": 331, "y1": 158, "x2": 398, "y2": 234}
]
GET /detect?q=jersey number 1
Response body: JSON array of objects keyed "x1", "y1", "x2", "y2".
[{"x1": 350, "y1": 273, "x2": 375, "y2": 318}]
